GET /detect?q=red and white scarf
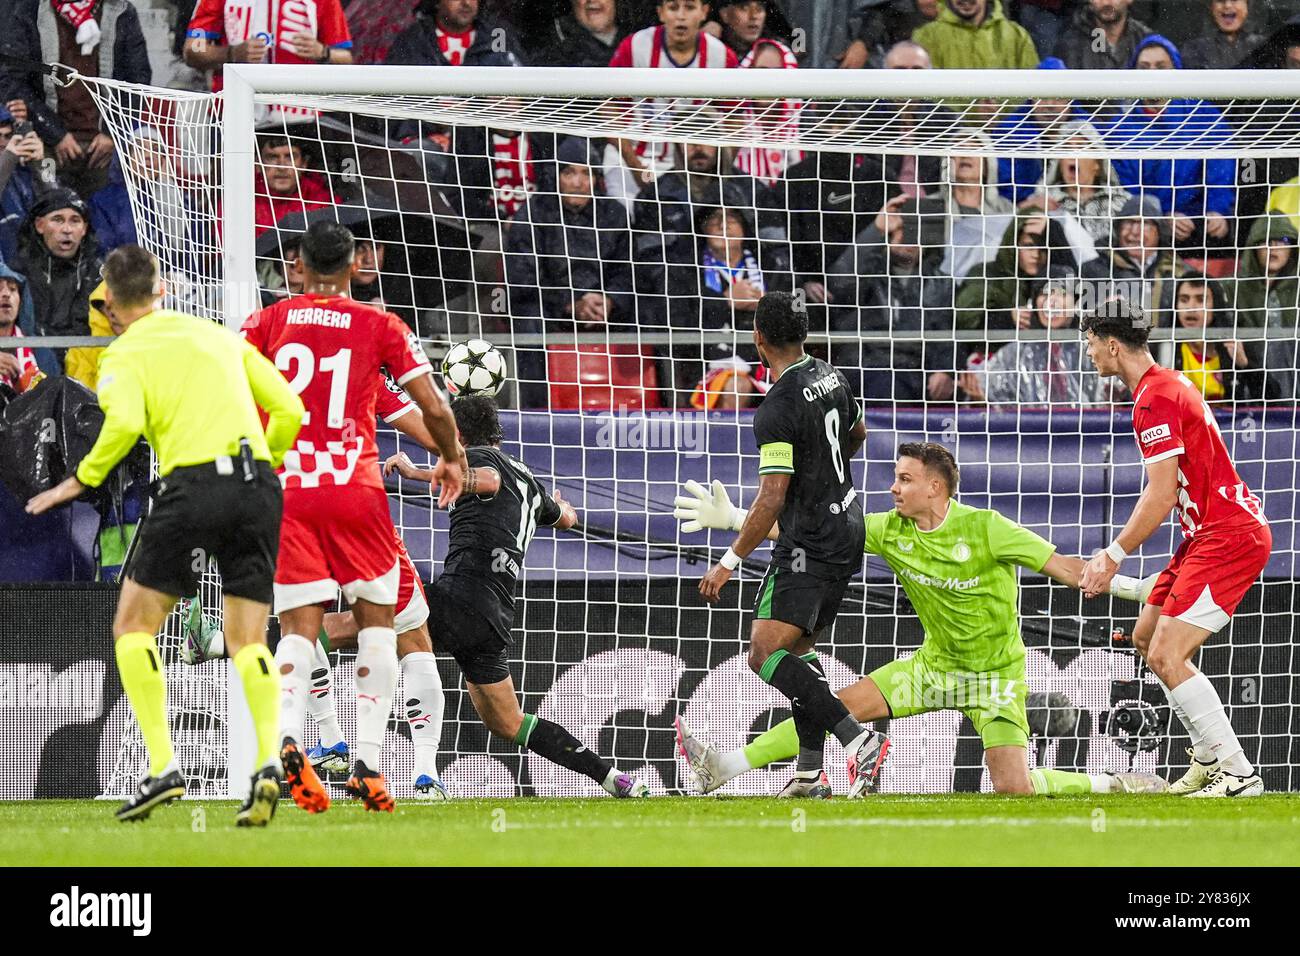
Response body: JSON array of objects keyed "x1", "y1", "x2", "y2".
[
  {"x1": 53, "y1": 0, "x2": 101, "y2": 54},
  {"x1": 436, "y1": 27, "x2": 475, "y2": 66},
  {"x1": 734, "y1": 39, "x2": 805, "y2": 186},
  {"x1": 491, "y1": 131, "x2": 535, "y2": 219}
]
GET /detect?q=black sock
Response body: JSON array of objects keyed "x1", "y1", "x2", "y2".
[
  {"x1": 520, "y1": 715, "x2": 613, "y2": 786},
  {"x1": 793, "y1": 653, "x2": 827, "y2": 772},
  {"x1": 764, "y1": 651, "x2": 863, "y2": 748}
]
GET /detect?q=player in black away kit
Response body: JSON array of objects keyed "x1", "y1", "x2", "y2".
[
  {"x1": 387, "y1": 395, "x2": 649, "y2": 797},
  {"x1": 689, "y1": 291, "x2": 889, "y2": 798}
]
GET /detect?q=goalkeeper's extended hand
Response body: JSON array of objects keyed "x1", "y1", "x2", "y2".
[{"x1": 674, "y1": 479, "x2": 746, "y2": 533}]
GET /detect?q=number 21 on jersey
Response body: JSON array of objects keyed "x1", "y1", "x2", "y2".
[{"x1": 276, "y1": 344, "x2": 352, "y2": 428}]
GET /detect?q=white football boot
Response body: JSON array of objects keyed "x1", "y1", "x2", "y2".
[
  {"x1": 1186, "y1": 771, "x2": 1265, "y2": 798},
  {"x1": 675, "y1": 716, "x2": 724, "y2": 794},
  {"x1": 1168, "y1": 747, "x2": 1220, "y2": 795}
]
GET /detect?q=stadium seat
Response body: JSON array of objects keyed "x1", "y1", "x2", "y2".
[{"x1": 546, "y1": 345, "x2": 661, "y2": 410}]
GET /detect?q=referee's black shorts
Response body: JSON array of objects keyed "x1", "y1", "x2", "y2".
[{"x1": 126, "y1": 460, "x2": 282, "y2": 604}]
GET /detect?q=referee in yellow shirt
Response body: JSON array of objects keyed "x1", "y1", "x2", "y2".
[{"x1": 27, "y1": 245, "x2": 305, "y2": 827}]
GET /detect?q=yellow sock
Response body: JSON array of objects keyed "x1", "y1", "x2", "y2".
[
  {"x1": 233, "y1": 643, "x2": 281, "y2": 770},
  {"x1": 115, "y1": 632, "x2": 174, "y2": 777}
]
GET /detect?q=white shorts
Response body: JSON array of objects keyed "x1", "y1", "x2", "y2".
[{"x1": 272, "y1": 556, "x2": 401, "y2": 616}]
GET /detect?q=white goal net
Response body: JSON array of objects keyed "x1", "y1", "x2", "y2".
[{"x1": 84, "y1": 66, "x2": 1298, "y2": 799}]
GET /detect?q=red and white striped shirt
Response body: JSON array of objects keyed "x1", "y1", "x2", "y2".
[{"x1": 608, "y1": 26, "x2": 738, "y2": 169}]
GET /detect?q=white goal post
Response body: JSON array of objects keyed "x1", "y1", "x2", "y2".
[{"x1": 75, "y1": 64, "x2": 1300, "y2": 801}]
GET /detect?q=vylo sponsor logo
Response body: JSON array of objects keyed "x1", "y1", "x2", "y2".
[{"x1": 1139, "y1": 423, "x2": 1170, "y2": 446}]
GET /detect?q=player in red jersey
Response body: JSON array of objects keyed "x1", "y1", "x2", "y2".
[
  {"x1": 304, "y1": 376, "x2": 450, "y2": 800},
  {"x1": 1081, "y1": 297, "x2": 1270, "y2": 798},
  {"x1": 242, "y1": 221, "x2": 466, "y2": 812}
]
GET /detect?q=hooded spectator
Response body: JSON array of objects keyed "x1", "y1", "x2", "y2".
[
  {"x1": 839, "y1": 0, "x2": 940, "y2": 69},
  {"x1": 13, "y1": 188, "x2": 100, "y2": 370},
  {"x1": 1230, "y1": 212, "x2": 1300, "y2": 401},
  {"x1": 0, "y1": 101, "x2": 61, "y2": 263},
  {"x1": 963, "y1": 271, "x2": 1108, "y2": 406},
  {"x1": 1098, "y1": 35, "x2": 1236, "y2": 251},
  {"x1": 1035, "y1": 121, "x2": 1134, "y2": 245},
  {"x1": 3, "y1": 0, "x2": 151, "y2": 198},
  {"x1": 910, "y1": 0, "x2": 1038, "y2": 70},
  {"x1": 1183, "y1": 0, "x2": 1265, "y2": 69},
  {"x1": 955, "y1": 206, "x2": 1077, "y2": 343},
  {"x1": 993, "y1": 58, "x2": 1088, "y2": 204},
  {"x1": 0, "y1": 261, "x2": 41, "y2": 393},
  {"x1": 1082, "y1": 193, "x2": 1192, "y2": 327},
  {"x1": 1053, "y1": 0, "x2": 1152, "y2": 70},
  {"x1": 712, "y1": 0, "x2": 777, "y2": 58},
  {"x1": 537, "y1": 0, "x2": 629, "y2": 66},
  {"x1": 504, "y1": 136, "x2": 636, "y2": 404},
  {"x1": 63, "y1": 278, "x2": 116, "y2": 391},
  {"x1": 918, "y1": 134, "x2": 1014, "y2": 280},
  {"x1": 1169, "y1": 271, "x2": 1254, "y2": 403}
]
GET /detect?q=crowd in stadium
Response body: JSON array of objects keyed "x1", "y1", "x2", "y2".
[{"x1": 3, "y1": 0, "x2": 1300, "y2": 411}]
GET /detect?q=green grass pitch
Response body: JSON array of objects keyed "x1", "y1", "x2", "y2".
[{"x1": 3, "y1": 795, "x2": 1298, "y2": 866}]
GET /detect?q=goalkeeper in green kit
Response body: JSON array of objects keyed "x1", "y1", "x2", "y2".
[{"x1": 673, "y1": 441, "x2": 1167, "y2": 797}]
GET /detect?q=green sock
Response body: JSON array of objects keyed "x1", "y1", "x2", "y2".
[
  {"x1": 741, "y1": 717, "x2": 801, "y2": 770},
  {"x1": 233, "y1": 643, "x2": 280, "y2": 769},
  {"x1": 1029, "y1": 767, "x2": 1094, "y2": 795},
  {"x1": 317, "y1": 627, "x2": 331, "y2": 654},
  {"x1": 514, "y1": 713, "x2": 538, "y2": 747},
  {"x1": 115, "y1": 631, "x2": 175, "y2": 777}
]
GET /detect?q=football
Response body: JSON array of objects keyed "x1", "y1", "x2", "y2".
[{"x1": 441, "y1": 339, "x2": 507, "y2": 397}]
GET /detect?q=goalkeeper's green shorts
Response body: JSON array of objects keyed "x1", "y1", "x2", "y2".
[{"x1": 868, "y1": 652, "x2": 1029, "y2": 750}]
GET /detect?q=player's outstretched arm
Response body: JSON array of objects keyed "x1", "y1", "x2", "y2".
[
  {"x1": 674, "y1": 479, "x2": 778, "y2": 540},
  {"x1": 551, "y1": 490, "x2": 579, "y2": 531},
  {"x1": 1040, "y1": 552, "x2": 1159, "y2": 603},
  {"x1": 383, "y1": 452, "x2": 501, "y2": 496},
  {"x1": 403, "y1": 373, "x2": 467, "y2": 507},
  {"x1": 1080, "y1": 455, "x2": 1180, "y2": 597},
  {"x1": 700, "y1": 474, "x2": 788, "y2": 604}
]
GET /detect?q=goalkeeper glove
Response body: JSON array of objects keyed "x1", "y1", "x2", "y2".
[
  {"x1": 673, "y1": 479, "x2": 746, "y2": 533},
  {"x1": 1108, "y1": 572, "x2": 1159, "y2": 603}
]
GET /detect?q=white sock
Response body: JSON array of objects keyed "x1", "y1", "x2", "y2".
[
  {"x1": 306, "y1": 639, "x2": 344, "y2": 748},
  {"x1": 354, "y1": 627, "x2": 399, "y2": 771},
  {"x1": 1168, "y1": 672, "x2": 1253, "y2": 776},
  {"x1": 1088, "y1": 774, "x2": 1114, "y2": 793},
  {"x1": 400, "y1": 651, "x2": 445, "y2": 780},
  {"x1": 210, "y1": 629, "x2": 226, "y2": 658},
  {"x1": 1157, "y1": 668, "x2": 1215, "y2": 763},
  {"x1": 601, "y1": 767, "x2": 622, "y2": 795},
  {"x1": 716, "y1": 748, "x2": 753, "y2": 785},
  {"x1": 275, "y1": 634, "x2": 314, "y2": 747}
]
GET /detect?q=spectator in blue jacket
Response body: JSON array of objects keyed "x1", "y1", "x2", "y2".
[
  {"x1": 994, "y1": 57, "x2": 1088, "y2": 205},
  {"x1": 1099, "y1": 35, "x2": 1236, "y2": 251}
]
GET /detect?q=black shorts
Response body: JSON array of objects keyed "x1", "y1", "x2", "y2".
[
  {"x1": 752, "y1": 564, "x2": 852, "y2": 637},
  {"x1": 126, "y1": 461, "x2": 282, "y2": 604},
  {"x1": 427, "y1": 577, "x2": 512, "y2": 685}
]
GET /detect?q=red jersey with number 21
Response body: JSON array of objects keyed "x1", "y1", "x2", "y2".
[
  {"x1": 242, "y1": 294, "x2": 432, "y2": 491},
  {"x1": 1131, "y1": 364, "x2": 1266, "y2": 539}
]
